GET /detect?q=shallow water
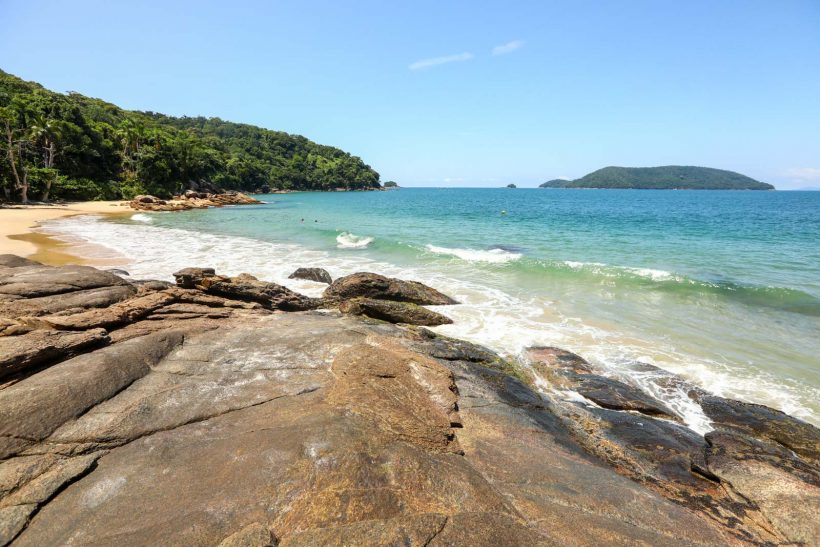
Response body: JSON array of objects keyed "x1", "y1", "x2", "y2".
[{"x1": 46, "y1": 188, "x2": 820, "y2": 431}]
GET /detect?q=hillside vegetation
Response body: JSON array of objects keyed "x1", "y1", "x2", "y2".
[
  {"x1": 540, "y1": 166, "x2": 773, "y2": 190},
  {"x1": 0, "y1": 70, "x2": 380, "y2": 202}
]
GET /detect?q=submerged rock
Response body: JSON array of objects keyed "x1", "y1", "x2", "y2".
[
  {"x1": 288, "y1": 267, "x2": 332, "y2": 285},
  {"x1": 324, "y1": 272, "x2": 458, "y2": 306}
]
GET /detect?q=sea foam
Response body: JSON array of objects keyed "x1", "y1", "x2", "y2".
[
  {"x1": 41, "y1": 215, "x2": 819, "y2": 432},
  {"x1": 426, "y1": 244, "x2": 522, "y2": 263},
  {"x1": 336, "y1": 232, "x2": 374, "y2": 249}
]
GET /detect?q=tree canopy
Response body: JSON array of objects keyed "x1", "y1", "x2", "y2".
[{"x1": 0, "y1": 69, "x2": 381, "y2": 202}]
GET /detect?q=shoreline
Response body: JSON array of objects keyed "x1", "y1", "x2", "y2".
[{"x1": 0, "y1": 201, "x2": 131, "y2": 265}]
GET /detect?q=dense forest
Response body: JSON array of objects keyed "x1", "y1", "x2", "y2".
[
  {"x1": 540, "y1": 166, "x2": 774, "y2": 190},
  {"x1": 0, "y1": 70, "x2": 381, "y2": 202}
]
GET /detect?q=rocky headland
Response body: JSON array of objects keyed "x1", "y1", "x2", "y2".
[{"x1": 0, "y1": 255, "x2": 817, "y2": 546}]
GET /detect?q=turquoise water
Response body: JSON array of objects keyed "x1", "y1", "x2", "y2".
[{"x1": 52, "y1": 189, "x2": 820, "y2": 430}]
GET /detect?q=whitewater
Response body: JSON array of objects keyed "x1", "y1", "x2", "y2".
[{"x1": 41, "y1": 188, "x2": 820, "y2": 432}]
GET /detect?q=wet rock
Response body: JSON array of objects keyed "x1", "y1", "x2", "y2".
[
  {"x1": 339, "y1": 298, "x2": 453, "y2": 326},
  {"x1": 698, "y1": 395, "x2": 820, "y2": 465},
  {"x1": 526, "y1": 346, "x2": 677, "y2": 419},
  {"x1": 0, "y1": 328, "x2": 109, "y2": 380},
  {"x1": 288, "y1": 267, "x2": 332, "y2": 284},
  {"x1": 324, "y1": 272, "x2": 458, "y2": 306}
]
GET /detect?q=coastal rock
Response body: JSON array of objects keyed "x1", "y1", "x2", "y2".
[
  {"x1": 0, "y1": 255, "x2": 39, "y2": 269},
  {"x1": 705, "y1": 431, "x2": 820, "y2": 544},
  {"x1": 0, "y1": 263, "x2": 130, "y2": 299},
  {"x1": 1, "y1": 257, "x2": 817, "y2": 546},
  {"x1": 527, "y1": 346, "x2": 677, "y2": 419},
  {"x1": 324, "y1": 272, "x2": 458, "y2": 306},
  {"x1": 218, "y1": 523, "x2": 275, "y2": 547},
  {"x1": 339, "y1": 298, "x2": 453, "y2": 326},
  {"x1": 172, "y1": 268, "x2": 320, "y2": 311},
  {"x1": 288, "y1": 267, "x2": 332, "y2": 284},
  {"x1": 697, "y1": 395, "x2": 820, "y2": 465},
  {"x1": 0, "y1": 328, "x2": 109, "y2": 380},
  {"x1": 130, "y1": 192, "x2": 260, "y2": 212}
]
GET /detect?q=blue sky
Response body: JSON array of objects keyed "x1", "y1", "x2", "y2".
[{"x1": 2, "y1": 0, "x2": 819, "y2": 189}]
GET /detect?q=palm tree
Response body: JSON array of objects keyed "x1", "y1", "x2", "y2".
[{"x1": 28, "y1": 115, "x2": 62, "y2": 201}]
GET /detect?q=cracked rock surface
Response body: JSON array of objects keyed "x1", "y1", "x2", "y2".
[{"x1": 0, "y1": 256, "x2": 817, "y2": 546}]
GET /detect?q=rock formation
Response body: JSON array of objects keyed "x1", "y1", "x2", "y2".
[
  {"x1": 288, "y1": 267, "x2": 333, "y2": 285},
  {"x1": 129, "y1": 191, "x2": 260, "y2": 212},
  {"x1": 0, "y1": 255, "x2": 817, "y2": 546}
]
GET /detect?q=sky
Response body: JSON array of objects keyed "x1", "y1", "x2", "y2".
[{"x1": 2, "y1": 0, "x2": 819, "y2": 189}]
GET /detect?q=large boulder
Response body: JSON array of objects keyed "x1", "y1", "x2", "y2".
[
  {"x1": 324, "y1": 272, "x2": 458, "y2": 306},
  {"x1": 288, "y1": 267, "x2": 332, "y2": 285},
  {"x1": 339, "y1": 298, "x2": 453, "y2": 326}
]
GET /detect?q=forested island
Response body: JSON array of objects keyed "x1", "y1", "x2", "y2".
[
  {"x1": 540, "y1": 166, "x2": 774, "y2": 190},
  {"x1": 0, "y1": 70, "x2": 381, "y2": 202}
]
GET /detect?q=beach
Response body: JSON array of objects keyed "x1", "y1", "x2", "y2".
[{"x1": 0, "y1": 201, "x2": 130, "y2": 264}]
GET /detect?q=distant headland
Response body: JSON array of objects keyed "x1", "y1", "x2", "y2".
[{"x1": 540, "y1": 166, "x2": 774, "y2": 190}]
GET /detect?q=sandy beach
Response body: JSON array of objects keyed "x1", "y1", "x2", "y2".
[{"x1": 0, "y1": 201, "x2": 131, "y2": 264}]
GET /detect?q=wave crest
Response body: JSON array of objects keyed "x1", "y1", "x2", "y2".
[
  {"x1": 426, "y1": 244, "x2": 522, "y2": 263},
  {"x1": 130, "y1": 213, "x2": 153, "y2": 223},
  {"x1": 336, "y1": 232, "x2": 374, "y2": 249}
]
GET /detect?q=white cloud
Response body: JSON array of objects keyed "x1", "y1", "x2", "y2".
[
  {"x1": 492, "y1": 40, "x2": 524, "y2": 56},
  {"x1": 784, "y1": 167, "x2": 820, "y2": 181},
  {"x1": 409, "y1": 52, "x2": 473, "y2": 70}
]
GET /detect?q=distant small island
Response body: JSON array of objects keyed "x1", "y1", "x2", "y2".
[
  {"x1": 540, "y1": 166, "x2": 774, "y2": 190},
  {"x1": 506, "y1": 183, "x2": 517, "y2": 188},
  {"x1": 383, "y1": 181, "x2": 399, "y2": 188}
]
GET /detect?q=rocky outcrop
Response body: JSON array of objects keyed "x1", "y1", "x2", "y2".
[
  {"x1": 323, "y1": 272, "x2": 458, "y2": 306},
  {"x1": 0, "y1": 257, "x2": 817, "y2": 546},
  {"x1": 288, "y1": 267, "x2": 332, "y2": 285},
  {"x1": 172, "y1": 268, "x2": 321, "y2": 311},
  {"x1": 129, "y1": 192, "x2": 260, "y2": 212},
  {"x1": 339, "y1": 298, "x2": 453, "y2": 326},
  {"x1": 527, "y1": 347, "x2": 677, "y2": 418},
  {"x1": 526, "y1": 345, "x2": 820, "y2": 545}
]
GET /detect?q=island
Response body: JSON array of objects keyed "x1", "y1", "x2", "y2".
[
  {"x1": 383, "y1": 180, "x2": 399, "y2": 188},
  {"x1": 540, "y1": 166, "x2": 774, "y2": 190},
  {"x1": 506, "y1": 183, "x2": 517, "y2": 188}
]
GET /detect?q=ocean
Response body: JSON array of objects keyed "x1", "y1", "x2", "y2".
[{"x1": 47, "y1": 188, "x2": 820, "y2": 433}]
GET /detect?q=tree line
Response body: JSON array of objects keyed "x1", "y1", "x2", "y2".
[{"x1": 0, "y1": 70, "x2": 381, "y2": 202}]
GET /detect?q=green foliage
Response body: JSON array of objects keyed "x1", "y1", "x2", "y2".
[
  {"x1": 383, "y1": 180, "x2": 398, "y2": 188},
  {"x1": 0, "y1": 69, "x2": 380, "y2": 202},
  {"x1": 540, "y1": 166, "x2": 773, "y2": 190}
]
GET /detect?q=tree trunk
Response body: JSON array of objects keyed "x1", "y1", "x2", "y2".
[
  {"x1": 41, "y1": 141, "x2": 56, "y2": 201},
  {"x1": 4, "y1": 122, "x2": 24, "y2": 201}
]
